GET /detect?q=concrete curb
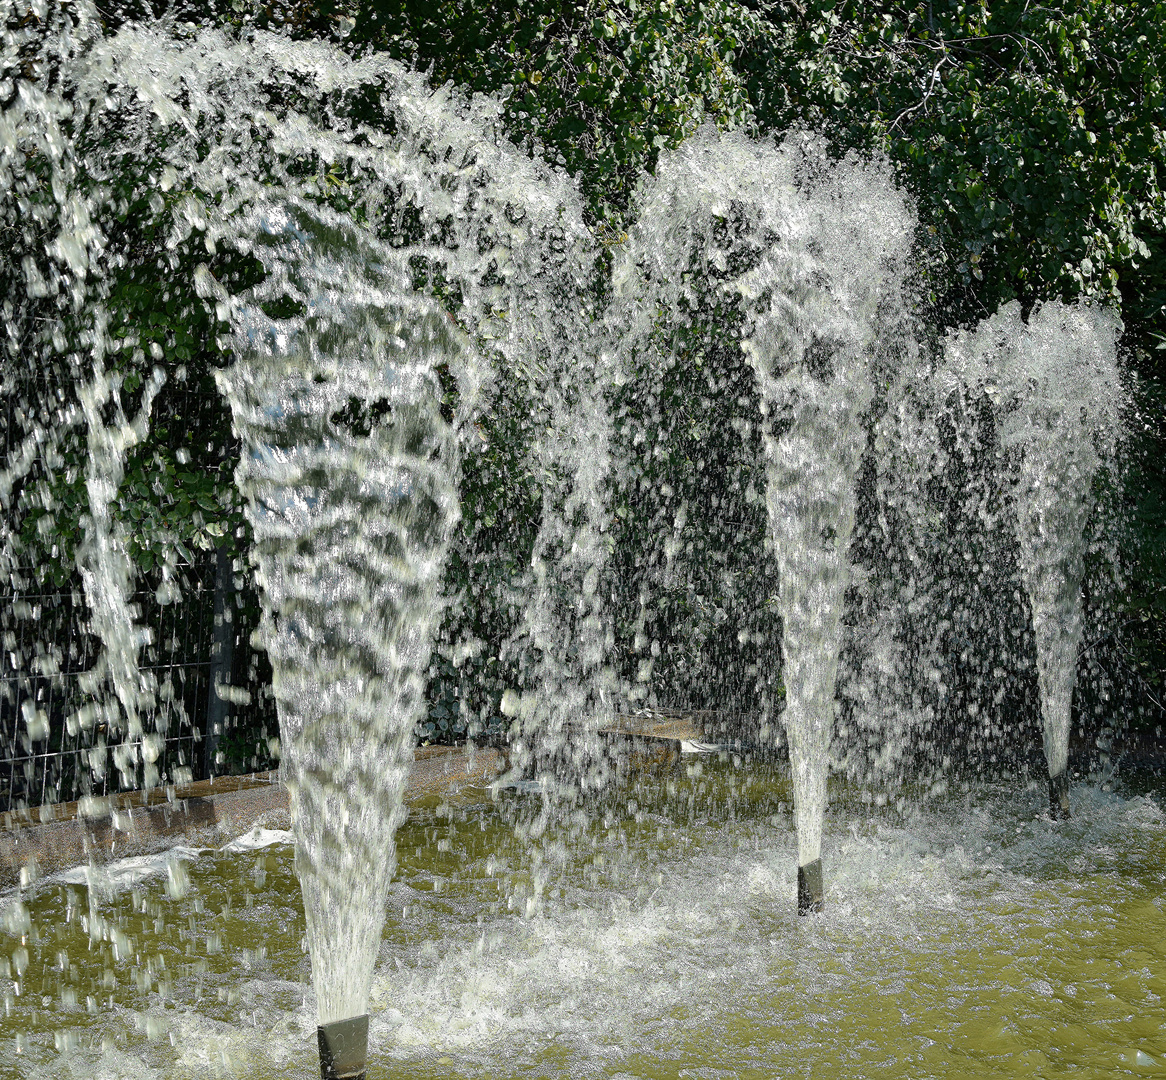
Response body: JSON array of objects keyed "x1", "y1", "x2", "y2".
[
  {"x1": 0, "y1": 746, "x2": 505, "y2": 889},
  {"x1": 0, "y1": 711, "x2": 713, "y2": 888}
]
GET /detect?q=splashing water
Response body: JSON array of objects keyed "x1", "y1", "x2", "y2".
[
  {"x1": 74, "y1": 359, "x2": 166, "y2": 776},
  {"x1": 941, "y1": 301, "x2": 1123, "y2": 793},
  {"x1": 616, "y1": 128, "x2": 915, "y2": 888},
  {"x1": 2, "y1": 0, "x2": 168, "y2": 791},
  {"x1": 0, "y1": 1, "x2": 1141, "y2": 1070},
  {"x1": 2, "y1": 0, "x2": 605, "y2": 1040},
  {"x1": 216, "y1": 202, "x2": 468, "y2": 1024},
  {"x1": 485, "y1": 155, "x2": 619, "y2": 851},
  {"x1": 4, "y1": 766, "x2": 1165, "y2": 1078}
]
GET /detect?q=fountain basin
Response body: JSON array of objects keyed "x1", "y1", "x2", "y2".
[
  {"x1": 1, "y1": 758, "x2": 1163, "y2": 1078},
  {"x1": 0, "y1": 710, "x2": 717, "y2": 889},
  {"x1": 0, "y1": 746, "x2": 508, "y2": 889}
]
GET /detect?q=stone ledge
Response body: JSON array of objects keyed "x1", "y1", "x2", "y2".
[
  {"x1": 0, "y1": 745, "x2": 506, "y2": 889},
  {"x1": 0, "y1": 712, "x2": 718, "y2": 889}
]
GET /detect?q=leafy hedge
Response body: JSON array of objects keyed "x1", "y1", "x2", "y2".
[{"x1": 7, "y1": 0, "x2": 1164, "y2": 775}]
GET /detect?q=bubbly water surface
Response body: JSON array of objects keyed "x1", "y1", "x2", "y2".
[{"x1": 2, "y1": 761, "x2": 1163, "y2": 1078}]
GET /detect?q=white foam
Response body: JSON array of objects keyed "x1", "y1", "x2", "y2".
[
  {"x1": 220, "y1": 827, "x2": 296, "y2": 853},
  {"x1": 363, "y1": 781, "x2": 1166, "y2": 1061},
  {"x1": 8, "y1": 779, "x2": 1159, "y2": 1077},
  {"x1": 3, "y1": 827, "x2": 294, "y2": 902},
  {"x1": 52, "y1": 846, "x2": 202, "y2": 891}
]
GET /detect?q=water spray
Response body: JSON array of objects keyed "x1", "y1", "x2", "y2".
[
  {"x1": 616, "y1": 129, "x2": 916, "y2": 914},
  {"x1": 941, "y1": 302, "x2": 1122, "y2": 820}
]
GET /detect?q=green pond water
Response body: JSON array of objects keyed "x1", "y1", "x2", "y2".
[{"x1": 0, "y1": 757, "x2": 1163, "y2": 1079}]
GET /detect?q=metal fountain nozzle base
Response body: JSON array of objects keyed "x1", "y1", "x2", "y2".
[
  {"x1": 797, "y1": 858, "x2": 824, "y2": 916},
  {"x1": 1048, "y1": 770, "x2": 1071, "y2": 821},
  {"x1": 318, "y1": 1014, "x2": 369, "y2": 1080}
]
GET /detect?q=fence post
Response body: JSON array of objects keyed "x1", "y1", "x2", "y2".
[{"x1": 204, "y1": 542, "x2": 234, "y2": 779}]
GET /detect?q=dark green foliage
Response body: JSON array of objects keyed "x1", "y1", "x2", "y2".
[
  {"x1": 1120, "y1": 375, "x2": 1166, "y2": 711},
  {"x1": 10, "y1": 0, "x2": 1165, "y2": 760},
  {"x1": 736, "y1": 0, "x2": 1166, "y2": 725},
  {"x1": 347, "y1": 0, "x2": 765, "y2": 223},
  {"x1": 740, "y1": 1, "x2": 1166, "y2": 326},
  {"x1": 609, "y1": 222, "x2": 781, "y2": 720},
  {"x1": 423, "y1": 378, "x2": 545, "y2": 743}
]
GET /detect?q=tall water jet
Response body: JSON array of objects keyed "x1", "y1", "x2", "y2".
[
  {"x1": 616, "y1": 128, "x2": 914, "y2": 912},
  {"x1": 3, "y1": 7, "x2": 601, "y2": 1067},
  {"x1": 213, "y1": 202, "x2": 468, "y2": 1078},
  {"x1": 741, "y1": 149, "x2": 914, "y2": 912},
  {"x1": 941, "y1": 301, "x2": 1123, "y2": 819},
  {"x1": 74, "y1": 359, "x2": 167, "y2": 786},
  {"x1": 193, "y1": 104, "x2": 592, "y2": 1080},
  {"x1": 1, "y1": 0, "x2": 176, "y2": 804}
]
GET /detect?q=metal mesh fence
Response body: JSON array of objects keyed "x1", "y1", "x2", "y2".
[
  {"x1": 0, "y1": 376, "x2": 277, "y2": 816},
  {"x1": 0, "y1": 551, "x2": 280, "y2": 816}
]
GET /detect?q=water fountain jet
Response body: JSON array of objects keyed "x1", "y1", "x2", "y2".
[
  {"x1": 215, "y1": 202, "x2": 469, "y2": 1076},
  {"x1": 0, "y1": 13, "x2": 592, "y2": 1060},
  {"x1": 941, "y1": 300, "x2": 1123, "y2": 820},
  {"x1": 615, "y1": 129, "x2": 916, "y2": 913},
  {"x1": 0, "y1": 9, "x2": 1145, "y2": 1071}
]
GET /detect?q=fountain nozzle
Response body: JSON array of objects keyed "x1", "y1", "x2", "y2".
[
  {"x1": 797, "y1": 858, "x2": 824, "y2": 916},
  {"x1": 1048, "y1": 771, "x2": 1070, "y2": 821},
  {"x1": 318, "y1": 1014, "x2": 369, "y2": 1080}
]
